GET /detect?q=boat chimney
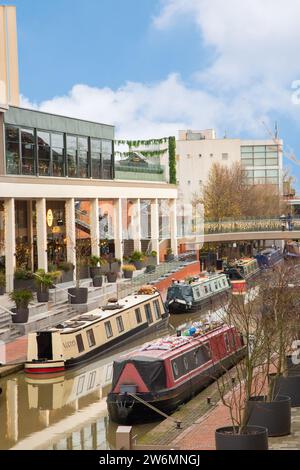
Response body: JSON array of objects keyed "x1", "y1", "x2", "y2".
[{"x1": 176, "y1": 330, "x2": 181, "y2": 337}]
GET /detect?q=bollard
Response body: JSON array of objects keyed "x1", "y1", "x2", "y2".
[{"x1": 116, "y1": 426, "x2": 133, "y2": 450}]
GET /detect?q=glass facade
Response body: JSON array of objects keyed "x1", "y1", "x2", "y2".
[
  {"x1": 241, "y1": 145, "x2": 279, "y2": 185},
  {"x1": 5, "y1": 125, "x2": 114, "y2": 180}
]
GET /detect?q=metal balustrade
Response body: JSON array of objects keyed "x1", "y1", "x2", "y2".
[{"x1": 204, "y1": 218, "x2": 300, "y2": 234}]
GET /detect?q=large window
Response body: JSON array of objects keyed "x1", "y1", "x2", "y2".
[
  {"x1": 52, "y1": 133, "x2": 65, "y2": 177},
  {"x1": 5, "y1": 124, "x2": 113, "y2": 180},
  {"x1": 38, "y1": 131, "x2": 51, "y2": 176},
  {"x1": 6, "y1": 126, "x2": 20, "y2": 175},
  {"x1": 241, "y1": 145, "x2": 279, "y2": 169}
]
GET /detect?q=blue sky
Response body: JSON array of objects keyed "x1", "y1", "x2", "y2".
[{"x1": 3, "y1": 0, "x2": 300, "y2": 189}]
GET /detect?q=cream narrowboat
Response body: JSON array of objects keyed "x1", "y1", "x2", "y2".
[{"x1": 25, "y1": 287, "x2": 168, "y2": 374}]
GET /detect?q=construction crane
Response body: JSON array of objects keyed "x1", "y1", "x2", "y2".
[{"x1": 261, "y1": 121, "x2": 299, "y2": 166}]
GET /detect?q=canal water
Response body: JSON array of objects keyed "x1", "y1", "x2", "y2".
[{"x1": 0, "y1": 305, "x2": 224, "y2": 450}]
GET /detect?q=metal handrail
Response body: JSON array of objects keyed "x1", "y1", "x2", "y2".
[
  {"x1": 0, "y1": 305, "x2": 16, "y2": 316},
  {"x1": 33, "y1": 273, "x2": 76, "y2": 298}
]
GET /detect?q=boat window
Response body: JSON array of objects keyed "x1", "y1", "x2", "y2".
[
  {"x1": 87, "y1": 371, "x2": 96, "y2": 390},
  {"x1": 135, "y1": 308, "x2": 143, "y2": 324},
  {"x1": 86, "y1": 329, "x2": 96, "y2": 348},
  {"x1": 215, "y1": 282, "x2": 218, "y2": 289},
  {"x1": 172, "y1": 361, "x2": 179, "y2": 379},
  {"x1": 104, "y1": 321, "x2": 113, "y2": 339},
  {"x1": 76, "y1": 334, "x2": 85, "y2": 353},
  {"x1": 105, "y1": 364, "x2": 113, "y2": 382},
  {"x1": 194, "y1": 287, "x2": 200, "y2": 298},
  {"x1": 76, "y1": 376, "x2": 85, "y2": 395},
  {"x1": 230, "y1": 332, "x2": 237, "y2": 349},
  {"x1": 204, "y1": 285, "x2": 208, "y2": 294},
  {"x1": 183, "y1": 356, "x2": 189, "y2": 371},
  {"x1": 116, "y1": 316, "x2": 125, "y2": 333},
  {"x1": 145, "y1": 303, "x2": 153, "y2": 324},
  {"x1": 153, "y1": 299, "x2": 162, "y2": 320},
  {"x1": 223, "y1": 278, "x2": 227, "y2": 286},
  {"x1": 224, "y1": 333, "x2": 230, "y2": 352}
]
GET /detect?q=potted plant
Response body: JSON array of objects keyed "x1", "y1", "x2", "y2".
[
  {"x1": 214, "y1": 294, "x2": 269, "y2": 450},
  {"x1": 14, "y1": 268, "x2": 36, "y2": 291},
  {"x1": 262, "y1": 263, "x2": 300, "y2": 408},
  {"x1": 122, "y1": 264, "x2": 136, "y2": 279},
  {"x1": 148, "y1": 250, "x2": 158, "y2": 266},
  {"x1": 57, "y1": 261, "x2": 74, "y2": 283},
  {"x1": 34, "y1": 269, "x2": 60, "y2": 303},
  {"x1": 130, "y1": 251, "x2": 145, "y2": 270},
  {"x1": 68, "y1": 239, "x2": 90, "y2": 304},
  {"x1": 0, "y1": 272, "x2": 5, "y2": 296},
  {"x1": 106, "y1": 271, "x2": 118, "y2": 283},
  {"x1": 9, "y1": 289, "x2": 34, "y2": 323},
  {"x1": 165, "y1": 248, "x2": 174, "y2": 262},
  {"x1": 89, "y1": 255, "x2": 104, "y2": 278},
  {"x1": 93, "y1": 274, "x2": 103, "y2": 287}
]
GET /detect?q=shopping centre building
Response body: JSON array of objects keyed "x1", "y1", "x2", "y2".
[{"x1": 0, "y1": 6, "x2": 178, "y2": 292}]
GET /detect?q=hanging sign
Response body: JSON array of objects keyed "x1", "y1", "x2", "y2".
[{"x1": 47, "y1": 209, "x2": 54, "y2": 227}]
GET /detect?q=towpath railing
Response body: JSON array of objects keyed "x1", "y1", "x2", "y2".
[{"x1": 204, "y1": 217, "x2": 300, "y2": 234}]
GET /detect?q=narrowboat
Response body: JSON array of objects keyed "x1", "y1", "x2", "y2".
[
  {"x1": 107, "y1": 321, "x2": 245, "y2": 424},
  {"x1": 25, "y1": 287, "x2": 168, "y2": 375},
  {"x1": 255, "y1": 247, "x2": 283, "y2": 269},
  {"x1": 165, "y1": 273, "x2": 231, "y2": 314}
]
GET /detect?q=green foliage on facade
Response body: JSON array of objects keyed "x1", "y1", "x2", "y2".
[{"x1": 168, "y1": 136, "x2": 176, "y2": 184}]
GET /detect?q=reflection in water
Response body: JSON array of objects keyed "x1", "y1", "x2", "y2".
[{"x1": 0, "y1": 304, "x2": 219, "y2": 450}]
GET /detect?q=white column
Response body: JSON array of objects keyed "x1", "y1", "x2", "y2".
[
  {"x1": 132, "y1": 199, "x2": 142, "y2": 252},
  {"x1": 150, "y1": 199, "x2": 160, "y2": 265},
  {"x1": 36, "y1": 198, "x2": 48, "y2": 271},
  {"x1": 170, "y1": 199, "x2": 178, "y2": 256},
  {"x1": 90, "y1": 198, "x2": 100, "y2": 257},
  {"x1": 114, "y1": 198, "x2": 123, "y2": 262},
  {"x1": 65, "y1": 198, "x2": 76, "y2": 269},
  {"x1": 4, "y1": 198, "x2": 15, "y2": 292}
]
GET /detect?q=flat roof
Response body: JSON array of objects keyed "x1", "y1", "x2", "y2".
[{"x1": 4, "y1": 106, "x2": 115, "y2": 140}]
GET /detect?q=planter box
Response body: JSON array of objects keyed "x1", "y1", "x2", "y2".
[
  {"x1": 246, "y1": 395, "x2": 291, "y2": 437},
  {"x1": 68, "y1": 287, "x2": 88, "y2": 304},
  {"x1": 123, "y1": 270, "x2": 133, "y2": 279},
  {"x1": 89, "y1": 266, "x2": 102, "y2": 279},
  {"x1": 93, "y1": 276, "x2": 103, "y2": 287},
  {"x1": 271, "y1": 373, "x2": 300, "y2": 407},
  {"x1": 215, "y1": 426, "x2": 268, "y2": 450},
  {"x1": 133, "y1": 261, "x2": 143, "y2": 270},
  {"x1": 107, "y1": 272, "x2": 118, "y2": 283},
  {"x1": 14, "y1": 279, "x2": 36, "y2": 291},
  {"x1": 165, "y1": 254, "x2": 175, "y2": 262},
  {"x1": 37, "y1": 290, "x2": 50, "y2": 303},
  {"x1": 11, "y1": 307, "x2": 29, "y2": 324},
  {"x1": 0, "y1": 286, "x2": 5, "y2": 296}
]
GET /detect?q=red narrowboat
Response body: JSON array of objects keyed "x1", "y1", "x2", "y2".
[{"x1": 107, "y1": 322, "x2": 245, "y2": 424}]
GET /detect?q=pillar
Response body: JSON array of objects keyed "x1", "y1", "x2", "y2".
[
  {"x1": 27, "y1": 200, "x2": 34, "y2": 270},
  {"x1": 169, "y1": 199, "x2": 178, "y2": 256},
  {"x1": 65, "y1": 198, "x2": 76, "y2": 269},
  {"x1": 131, "y1": 199, "x2": 141, "y2": 252},
  {"x1": 116, "y1": 426, "x2": 133, "y2": 450},
  {"x1": 4, "y1": 198, "x2": 15, "y2": 292},
  {"x1": 90, "y1": 198, "x2": 100, "y2": 257},
  {"x1": 114, "y1": 198, "x2": 123, "y2": 262},
  {"x1": 36, "y1": 198, "x2": 48, "y2": 271},
  {"x1": 150, "y1": 199, "x2": 160, "y2": 265}
]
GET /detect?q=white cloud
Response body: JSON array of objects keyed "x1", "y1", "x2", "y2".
[{"x1": 21, "y1": 0, "x2": 300, "y2": 141}]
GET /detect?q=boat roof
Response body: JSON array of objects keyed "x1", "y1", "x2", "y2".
[
  {"x1": 235, "y1": 257, "x2": 257, "y2": 266},
  {"x1": 47, "y1": 291, "x2": 161, "y2": 333},
  {"x1": 172, "y1": 273, "x2": 227, "y2": 287},
  {"x1": 116, "y1": 323, "x2": 232, "y2": 362}
]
